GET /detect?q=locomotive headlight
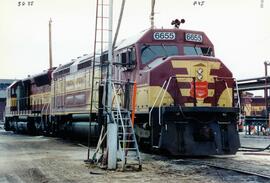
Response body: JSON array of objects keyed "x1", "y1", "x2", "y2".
[{"x1": 196, "y1": 68, "x2": 203, "y2": 80}]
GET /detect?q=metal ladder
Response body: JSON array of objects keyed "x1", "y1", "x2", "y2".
[
  {"x1": 111, "y1": 83, "x2": 142, "y2": 170},
  {"x1": 86, "y1": 0, "x2": 109, "y2": 160},
  {"x1": 89, "y1": 0, "x2": 108, "y2": 110}
]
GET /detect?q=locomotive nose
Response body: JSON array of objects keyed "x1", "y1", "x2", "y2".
[{"x1": 168, "y1": 57, "x2": 233, "y2": 107}]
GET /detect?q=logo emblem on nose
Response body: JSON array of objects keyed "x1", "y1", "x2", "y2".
[{"x1": 197, "y1": 68, "x2": 203, "y2": 80}]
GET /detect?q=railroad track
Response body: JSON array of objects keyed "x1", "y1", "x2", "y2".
[{"x1": 172, "y1": 158, "x2": 270, "y2": 180}]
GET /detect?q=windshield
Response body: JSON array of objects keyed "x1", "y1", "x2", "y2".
[
  {"x1": 140, "y1": 45, "x2": 178, "y2": 64},
  {"x1": 183, "y1": 46, "x2": 213, "y2": 56}
]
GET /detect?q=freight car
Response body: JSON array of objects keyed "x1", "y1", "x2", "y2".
[{"x1": 4, "y1": 27, "x2": 240, "y2": 155}]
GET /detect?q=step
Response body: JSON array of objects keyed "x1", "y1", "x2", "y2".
[
  {"x1": 123, "y1": 147, "x2": 137, "y2": 151},
  {"x1": 113, "y1": 114, "x2": 130, "y2": 117},
  {"x1": 118, "y1": 125, "x2": 132, "y2": 128},
  {"x1": 118, "y1": 132, "x2": 133, "y2": 135},
  {"x1": 113, "y1": 116, "x2": 130, "y2": 119},
  {"x1": 119, "y1": 140, "x2": 135, "y2": 142},
  {"x1": 112, "y1": 111, "x2": 129, "y2": 113},
  {"x1": 124, "y1": 163, "x2": 141, "y2": 166},
  {"x1": 124, "y1": 153, "x2": 139, "y2": 158},
  {"x1": 114, "y1": 119, "x2": 131, "y2": 122}
]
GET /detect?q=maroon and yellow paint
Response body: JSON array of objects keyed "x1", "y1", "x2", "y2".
[
  {"x1": 134, "y1": 56, "x2": 234, "y2": 112},
  {"x1": 51, "y1": 69, "x2": 100, "y2": 115}
]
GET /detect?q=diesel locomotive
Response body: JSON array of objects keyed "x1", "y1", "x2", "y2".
[{"x1": 4, "y1": 28, "x2": 240, "y2": 155}]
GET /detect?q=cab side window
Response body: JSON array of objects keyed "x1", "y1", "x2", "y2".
[{"x1": 118, "y1": 46, "x2": 136, "y2": 70}]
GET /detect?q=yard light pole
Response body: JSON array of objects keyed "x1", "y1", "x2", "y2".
[
  {"x1": 49, "y1": 18, "x2": 53, "y2": 69},
  {"x1": 264, "y1": 61, "x2": 270, "y2": 127}
]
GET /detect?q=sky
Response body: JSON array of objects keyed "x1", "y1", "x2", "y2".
[{"x1": 0, "y1": 0, "x2": 269, "y2": 84}]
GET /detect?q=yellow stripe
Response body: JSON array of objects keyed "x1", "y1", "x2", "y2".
[
  {"x1": 175, "y1": 74, "x2": 193, "y2": 82},
  {"x1": 171, "y1": 60, "x2": 220, "y2": 70},
  {"x1": 184, "y1": 103, "x2": 212, "y2": 107},
  {"x1": 31, "y1": 92, "x2": 51, "y2": 105},
  {"x1": 171, "y1": 60, "x2": 222, "y2": 87}
]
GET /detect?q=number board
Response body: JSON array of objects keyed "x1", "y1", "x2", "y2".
[
  {"x1": 185, "y1": 33, "x2": 203, "y2": 43},
  {"x1": 153, "y1": 32, "x2": 176, "y2": 40}
]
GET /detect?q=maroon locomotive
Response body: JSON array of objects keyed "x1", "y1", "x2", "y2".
[{"x1": 5, "y1": 27, "x2": 240, "y2": 155}]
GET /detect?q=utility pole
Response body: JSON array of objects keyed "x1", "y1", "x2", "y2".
[
  {"x1": 49, "y1": 18, "x2": 53, "y2": 69},
  {"x1": 107, "y1": 0, "x2": 117, "y2": 170},
  {"x1": 264, "y1": 61, "x2": 270, "y2": 127},
  {"x1": 150, "y1": 0, "x2": 155, "y2": 29}
]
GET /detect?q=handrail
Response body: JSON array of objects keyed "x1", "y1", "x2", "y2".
[
  {"x1": 234, "y1": 78, "x2": 241, "y2": 109},
  {"x1": 103, "y1": 79, "x2": 135, "y2": 85},
  {"x1": 148, "y1": 80, "x2": 167, "y2": 126},
  {"x1": 40, "y1": 103, "x2": 49, "y2": 130},
  {"x1": 216, "y1": 77, "x2": 236, "y2": 108},
  {"x1": 214, "y1": 76, "x2": 238, "y2": 108},
  {"x1": 223, "y1": 80, "x2": 233, "y2": 106},
  {"x1": 112, "y1": 82, "x2": 127, "y2": 165},
  {"x1": 41, "y1": 103, "x2": 47, "y2": 115},
  {"x1": 111, "y1": 82, "x2": 126, "y2": 148},
  {"x1": 158, "y1": 77, "x2": 173, "y2": 125},
  {"x1": 149, "y1": 75, "x2": 196, "y2": 126}
]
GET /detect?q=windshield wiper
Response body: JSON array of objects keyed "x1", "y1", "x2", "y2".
[
  {"x1": 206, "y1": 47, "x2": 211, "y2": 56},
  {"x1": 161, "y1": 44, "x2": 168, "y2": 58},
  {"x1": 194, "y1": 45, "x2": 199, "y2": 55},
  {"x1": 141, "y1": 44, "x2": 156, "y2": 56}
]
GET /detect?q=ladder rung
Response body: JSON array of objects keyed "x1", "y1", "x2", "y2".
[
  {"x1": 118, "y1": 132, "x2": 133, "y2": 135},
  {"x1": 118, "y1": 126, "x2": 132, "y2": 128},
  {"x1": 118, "y1": 127, "x2": 132, "y2": 130},
  {"x1": 114, "y1": 116, "x2": 130, "y2": 118},
  {"x1": 114, "y1": 116, "x2": 129, "y2": 119},
  {"x1": 98, "y1": 3, "x2": 109, "y2": 6},
  {"x1": 117, "y1": 121, "x2": 131, "y2": 123},
  {"x1": 97, "y1": 16, "x2": 109, "y2": 19},
  {"x1": 96, "y1": 41, "x2": 109, "y2": 43},
  {"x1": 123, "y1": 148, "x2": 137, "y2": 150},
  {"x1": 118, "y1": 124, "x2": 131, "y2": 126},
  {"x1": 115, "y1": 117, "x2": 130, "y2": 119},
  {"x1": 119, "y1": 140, "x2": 135, "y2": 142},
  {"x1": 112, "y1": 111, "x2": 129, "y2": 113},
  {"x1": 124, "y1": 154, "x2": 138, "y2": 157},
  {"x1": 123, "y1": 163, "x2": 142, "y2": 167},
  {"x1": 96, "y1": 29, "x2": 112, "y2": 32}
]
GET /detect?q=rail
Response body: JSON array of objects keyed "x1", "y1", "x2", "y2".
[{"x1": 174, "y1": 159, "x2": 270, "y2": 180}]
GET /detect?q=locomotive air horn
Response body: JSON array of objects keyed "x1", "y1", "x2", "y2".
[{"x1": 171, "y1": 18, "x2": 185, "y2": 28}]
